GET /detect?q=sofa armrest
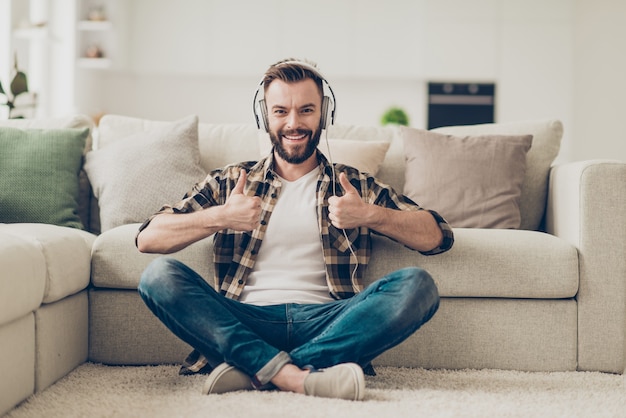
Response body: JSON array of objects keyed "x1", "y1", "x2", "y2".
[{"x1": 545, "y1": 159, "x2": 626, "y2": 373}]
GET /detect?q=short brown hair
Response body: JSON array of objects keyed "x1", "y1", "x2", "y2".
[{"x1": 262, "y1": 58, "x2": 324, "y2": 98}]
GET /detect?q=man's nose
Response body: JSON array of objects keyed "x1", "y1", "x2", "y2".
[{"x1": 286, "y1": 111, "x2": 300, "y2": 129}]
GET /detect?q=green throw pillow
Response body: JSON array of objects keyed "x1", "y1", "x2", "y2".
[{"x1": 0, "y1": 127, "x2": 89, "y2": 229}]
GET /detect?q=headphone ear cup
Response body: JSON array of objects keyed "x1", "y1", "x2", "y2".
[
  {"x1": 259, "y1": 99, "x2": 270, "y2": 132},
  {"x1": 320, "y1": 96, "x2": 330, "y2": 130}
]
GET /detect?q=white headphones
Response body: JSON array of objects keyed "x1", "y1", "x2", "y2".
[{"x1": 252, "y1": 60, "x2": 336, "y2": 132}]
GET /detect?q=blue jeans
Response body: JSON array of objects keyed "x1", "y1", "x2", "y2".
[{"x1": 138, "y1": 257, "x2": 439, "y2": 386}]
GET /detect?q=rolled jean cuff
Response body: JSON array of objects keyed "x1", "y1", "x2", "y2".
[{"x1": 252, "y1": 351, "x2": 292, "y2": 388}]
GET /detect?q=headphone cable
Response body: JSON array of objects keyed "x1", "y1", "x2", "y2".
[{"x1": 324, "y1": 128, "x2": 359, "y2": 284}]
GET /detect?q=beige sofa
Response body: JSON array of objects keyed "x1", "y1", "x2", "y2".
[{"x1": 1, "y1": 114, "x2": 625, "y2": 416}]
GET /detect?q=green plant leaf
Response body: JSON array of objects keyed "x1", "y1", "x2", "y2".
[
  {"x1": 10, "y1": 71, "x2": 28, "y2": 97},
  {"x1": 381, "y1": 107, "x2": 409, "y2": 126}
]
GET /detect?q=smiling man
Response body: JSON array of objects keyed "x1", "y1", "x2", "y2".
[
  {"x1": 266, "y1": 76, "x2": 322, "y2": 167},
  {"x1": 136, "y1": 59, "x2": 454, "y2": 401}
]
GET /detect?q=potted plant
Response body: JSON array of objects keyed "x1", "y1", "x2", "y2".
[
  {"x1": 381, "y1": 107, "x2": 409, "y2": 126},
  {"x1": 0, "y1": 53, "x2": 30, "y2": 119}
]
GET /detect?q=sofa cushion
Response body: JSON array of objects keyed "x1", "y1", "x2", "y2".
[
  {"x1": 86, "y1": 115, "x2": 206, "y2": 232},
  {"x1": 93, "y1": 224, "x2": 578, "y2": 300},
  {"x1": 91, "y1": 223, "x2": 215, "y2": 290},
  {"x1": 0, "y1": 224, "x2": 95, "y2": 304},
  {"x1": 366, "y1": 229, "x2": 579, "y2": 299},
  {"x1": 0, "y1": 232, "x2": 46, "y2": 325},
  {"x1": 198, "y1": 124, "x2": 261, "y2": 171},
  {"x1": 0, "y1": 115, "x2": 95, "y2": 231},
  {"x1": 402, "y1": 128, "x2": 533, "y2": 229},
  {"x1": 0, "y1": 127, "x2": 90, "y2": 229},
  {"x1": 101, "y1": 117, "x2": 403, "y2": 189},
  {"x1": 327, "y1": 124, "x2": 403, "y2": 190},
  {"x1": 98, "y1": 118, "x2": 260, "y2": 173},
  {"x1": 433, "y1": 119, "x2": 563, "y2": 231}
]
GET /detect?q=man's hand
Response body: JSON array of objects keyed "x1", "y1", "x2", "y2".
[
  {"x1": 137, "y1": 169, "x2": 261, "y2": 254},
  {"x1": 223, "y1": 169, "x2": 262, "y2": 231},
  {"x1": 327, "y1": 172, "x2": 443, "y2": 252},
  {"x1": 328, "y1": 173, "x2": 367, "y2": 229}
]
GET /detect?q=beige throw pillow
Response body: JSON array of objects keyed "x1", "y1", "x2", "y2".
[
  {"x1": 259, "y1": 134, "x2": 391, "y2": 175},
  {"x1": 434, "y1": 119, "x2": 562, "y2": 230},
  {"x1": 402, "y1": 127, "x2": 533, "y2": 229},
  {"x1": 84, "y1": 115, "x2": 205, "y2": 232}
]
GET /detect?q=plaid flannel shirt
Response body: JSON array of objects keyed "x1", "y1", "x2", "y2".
[{"x1": 138, "y1": 151, "x2": 454, "y2": 301}]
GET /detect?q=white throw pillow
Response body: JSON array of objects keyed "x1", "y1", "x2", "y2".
[
  {"x1": 84, "y1": 115, "x2": 206, "y2": 232},
  {"x1": 259, "y1": 134, "x2": 391, "y2": 175}
]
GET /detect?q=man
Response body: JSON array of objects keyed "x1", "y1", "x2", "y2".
[{"x1": 136, "y1": 59, "x2": 454, "y2": 401}]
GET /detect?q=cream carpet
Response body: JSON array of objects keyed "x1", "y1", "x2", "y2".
[{"x1": 5, "y1": 363, "x2": 626, "y2": 418}]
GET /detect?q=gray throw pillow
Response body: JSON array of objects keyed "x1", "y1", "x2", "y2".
[{"x1": 84, "y1": 115, "x2": 206, "y2": 232}]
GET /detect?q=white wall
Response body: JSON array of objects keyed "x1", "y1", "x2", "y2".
[
  {"x1": 65, "y1": 0, "x2": 626, "y2": 163},
  {"x1": 572, "y1": 0, "x2": 626, "y2": 162},
  {"x1": 0, "y1": 0, "x2": 12, "y2": 118}
]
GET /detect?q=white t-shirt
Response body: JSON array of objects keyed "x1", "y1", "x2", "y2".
[{"x1": 239, "y1": 168, "x2": 333, "y2": 306}]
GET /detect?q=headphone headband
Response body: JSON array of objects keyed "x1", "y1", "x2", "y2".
[{"x1": 253, "y1": 60, "x2": 336, "y2": 132}]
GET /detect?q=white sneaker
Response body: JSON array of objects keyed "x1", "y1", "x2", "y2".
[
  {"x1": 202, "y1": 363, "x2": 253, "y2": 395},
  {"x1": 303, "y1": 363, "x2": 365, "y2": 401}
]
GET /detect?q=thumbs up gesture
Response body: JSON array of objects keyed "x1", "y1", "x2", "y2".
[
  {"x1": 328, "y1": 172, "x2": 367, "y2": 229},
  {"x1": 223, "y1": 169, "x2": 262, "y2": 231}
]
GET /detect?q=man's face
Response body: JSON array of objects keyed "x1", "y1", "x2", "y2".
[{"x1": 264, "y1": 78, "x2": 323, "y2": 165}]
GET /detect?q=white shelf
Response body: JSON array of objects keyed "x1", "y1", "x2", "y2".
[
  {"x1": 13, "y1": 26, "x2": 48, "y2": 40},
  {"x1": 77, "y1": 20, "x2": 112, "y2": 31},
  {"x1": 77, "y1": 58, "x2": 112, "y2": 69},
  {"x1": 76, "y1": 2, "x2": 116, "y2": 70},
  {"x1": 5, "y1": 0, "x2": 124, "y2": 117}
]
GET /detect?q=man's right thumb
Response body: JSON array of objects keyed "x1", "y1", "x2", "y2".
[{"x1": 232, "y1": 169, "x2": 247, "y2": 194}]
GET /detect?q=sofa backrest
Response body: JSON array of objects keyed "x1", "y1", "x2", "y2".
[
  {"x1": 195, "y1": 123, "x2": 404, "y2": 191},
  {"x1": 1, "y1": 114, "x2": 562, "y2": 234},
  {"x1": 93, "y1": 116, "x2": 401, "y2": 235},
  {"x1": 192, "y1": 119, "x2": 563, "y2": 231}
]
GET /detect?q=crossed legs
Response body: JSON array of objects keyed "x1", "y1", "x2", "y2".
[{"x1": 138, "y1": 258, "x2": 439, "y2": 393}]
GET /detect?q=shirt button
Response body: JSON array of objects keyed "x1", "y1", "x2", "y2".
[
  {"x1": 238, "y1": 279, "x2": 244, "y2": 285},
  {"x1": 260, "y1": 220, "x2": 267, "y2": 225}
]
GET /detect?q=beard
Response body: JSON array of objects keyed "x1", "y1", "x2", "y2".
[{"x1": 269, "y1": 127, "x2": 322, "y2": 164}]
